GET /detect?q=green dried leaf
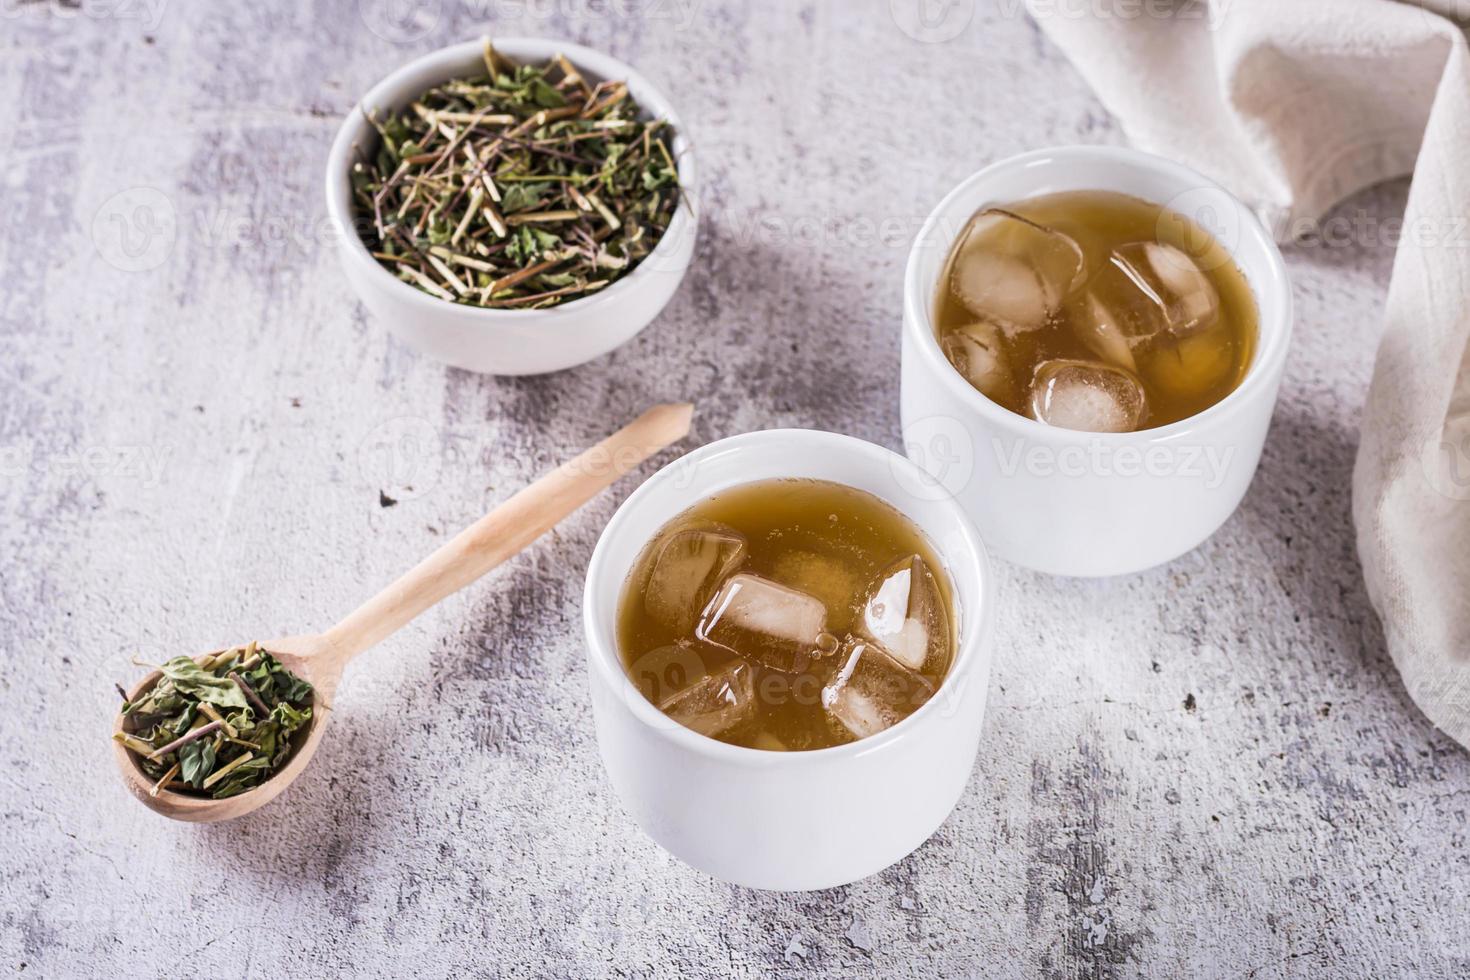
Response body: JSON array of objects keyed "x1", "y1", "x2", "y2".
[
  {"x1": 529, "y1": 78, "x2": 567, "y2": 108},
  {"x1": 210, "y1": 757, "x2": 273, "y2": 799},
  {"x1": 271, "y1": 701, "x2": 312, "y2": 733},
  {"x1": 179, "y1": 739, "x2": 216, "y2": 789},
  {"x1": 166, "y1": 705, "x2": 197, "y2": 737},
  {"x1": 159, "y1": 657, "x2": 248, "y2": 710},
  {"x1": 500, "y1": 181, "x2": 550, "y2": 214}
]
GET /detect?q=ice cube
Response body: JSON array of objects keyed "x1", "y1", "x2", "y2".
[
  {"x1": 1099, "y1": 241, "x2": 1220, "y2": 345},
  {"x1": 644, "y1": 526, "x2": 747, "y2": 634},
  {"x1": 626, "y1": 643, "x2": 713, "y2": 707},
  {"x1": 1069, "y1": 293, "x2": 1137, "y2": 372},
  {"x1": 1138, "y1": 322, "x2": 1237, "y2": 401},
  {"x1": 861, "y1": 555, "x2": 950, "y2": 671},
  {"x1": 750, "y1": 730, "x2": 787, "y2": 751},
  {"x1": 658, "y1": 659, "x2": 756, "y2": 738},
  {"x1": 697, "y1": 573, "x2": 839, "y2": 673},
  {"x1": 948, "y1": 208, "x2": 1085, "y2": 336},
  {"x1": 1029, "y1": 359, "x2": 1146, "y2": 433},
  {"x1": 940, "y1": 320, "x2": 1017, "y2": 404},
  {"x1": 821, "y1": 638, "x2": 936, "y2": 739},
  {"x1": 770, "y1": 549, "x2": 861, "y2": 630}
]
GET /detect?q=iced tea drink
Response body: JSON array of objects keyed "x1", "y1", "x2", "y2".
[
  {"x1": 934, "y1": 190, "x2": 1258, "y2": 431},
  {"x1": 616, "y1": 478, "x2": 956, "y2": 750}
]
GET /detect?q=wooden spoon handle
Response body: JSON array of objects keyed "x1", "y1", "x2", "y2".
[{"x1": 320, "y1": 403, "x2": 693, "y2": 664}]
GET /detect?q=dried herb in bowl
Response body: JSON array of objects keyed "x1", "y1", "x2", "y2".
[
  {"x1": 351, "y1": 40, "x2": 682, "y2": 310},
  {"x1": 113, "y1": 642, "x2": 314, "y2": 799}
]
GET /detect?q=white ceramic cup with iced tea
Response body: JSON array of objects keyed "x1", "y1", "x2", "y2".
[
  {"x1": 582, "y1": 429, "x2": 994, "y2": 891},
  {"x1": 901, "y1": 145, "x2": 1293, "y2": 577}
]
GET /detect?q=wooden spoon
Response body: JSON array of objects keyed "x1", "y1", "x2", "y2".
[{"x1": 113, "y1": 403, "x2": 693, "y2": 822}]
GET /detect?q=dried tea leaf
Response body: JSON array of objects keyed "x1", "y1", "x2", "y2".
[
  {"x1": 179, "y1": 739, "x2": 216, "y2": 789},
  {"x1": 159, "y1": 657, "x2": 249, "y2": 710},
  {"x1": 210, "y1": 757, "x2": 273, "y2": 799},
  {"x1": 114, "y1": 646, "x2": 313, "y2": 798},
  {"x1": 351, "y1": 41, "x2": 681, "y2": 311}
]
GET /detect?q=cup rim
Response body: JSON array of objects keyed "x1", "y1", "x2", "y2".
[
  {"x1": 902, "y1": 144, "x2": 1294, "y2": 444},
  {"x1": 323, "y1": 35, "x2": 699, "y2": 323},
  {"x1": 582, "y1": 428, "x2": 995, "y2": 766}
]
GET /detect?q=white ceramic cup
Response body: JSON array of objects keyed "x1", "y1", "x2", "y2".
[
  {"x1": 901, "y1": 145, "x2": 1293, "y2": 577},
  {"x1": 324, "y1": 37, "x2": 698, "y2": 376},
  {"x1": 582, "y1": 430, "x2": 995, "y2": 891}
]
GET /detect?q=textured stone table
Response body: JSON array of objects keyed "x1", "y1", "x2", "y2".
[{"x1": 3, "y1": 1, "x2": 1467, "y2": 976}]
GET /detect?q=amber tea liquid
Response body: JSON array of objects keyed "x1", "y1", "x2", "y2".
[
  {"x1": 934, "y1": 190, "x2": 1258, "y2": 431},
  {"x1": 616, "y1": 479, "x2": 956, "y2": 751}
]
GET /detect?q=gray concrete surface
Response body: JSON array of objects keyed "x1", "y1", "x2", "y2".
[{"x1": 2, "y1": 1, "x2": 1468, "y2": 977}]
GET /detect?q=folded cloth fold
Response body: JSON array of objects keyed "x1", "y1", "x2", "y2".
[{"x1": 1027, "y1": 0, "x2": 1470, "y2": 747}]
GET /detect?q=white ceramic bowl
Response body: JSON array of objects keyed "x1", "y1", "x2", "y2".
[
  {"x1": 901, "y1": 145, "x2": 1293, "y2": 577},
  {"x1": 325, "y1": 38, "x2": 698, "y2": 376},
  {"x1": 582, "y1": 429, "x2": 995, "y2": 891}
]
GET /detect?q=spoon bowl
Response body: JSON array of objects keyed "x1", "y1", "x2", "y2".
[
  {"x1": 111, "y1": 634, "x2": 348, "y2": 822},
  {"x1": 111, "y1": 404, "x2": 692, "y2": 822}
]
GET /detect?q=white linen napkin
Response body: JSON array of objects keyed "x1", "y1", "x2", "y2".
[{"x1": 1026, "y1": 0, "x2": 1470, "y2": 746}]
